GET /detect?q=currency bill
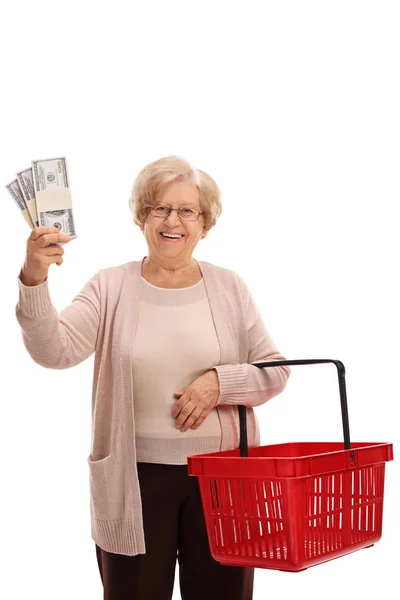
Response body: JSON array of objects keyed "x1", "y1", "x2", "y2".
[
  {"x1": 32, "y1": 156, "x2": 77, "y2": 240},
  {"x1": 5, "y1": 179, "x2": 35, "y2": 229},
  {"x1": 16, "y1": 167, "x2": 39, "y2": 227}
]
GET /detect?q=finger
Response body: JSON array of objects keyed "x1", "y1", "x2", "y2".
[
  {"x1": 30, "y1": 226, "x2": 61, "y2": 241},
  {"x1": 171, "y1": 393, "x2": 191, "y2": 418},
  {"x1": 49, "y1": 255, "x2": 64, "y2": 266},
  {"x1": 191, "y1": 413, "x2": 207, "y2": 429},
  {"x1": 36, "y1": 232, "x2": 71, "y2": 248},
  {"x1": 174, "y1": 400, "x2": 195, "y2": 428},
  {"x1": 45, "y1": 245, "x2": 65, "y2": 256},
  {"x1": 179, "y1": 408, "x2": 204, "y2": 431}
]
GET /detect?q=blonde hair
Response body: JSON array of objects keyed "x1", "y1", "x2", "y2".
[{"x1": 128, "y1": 155, "x2": 222, "y2": 232}]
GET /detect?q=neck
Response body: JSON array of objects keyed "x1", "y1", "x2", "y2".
[{"x1": 143, "y1": 255, "x2": 198, "y2": 278}]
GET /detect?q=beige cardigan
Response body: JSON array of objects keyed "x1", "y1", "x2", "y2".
[{"x1": 15, "y1": 259, "x2": 290, "y2": 556}]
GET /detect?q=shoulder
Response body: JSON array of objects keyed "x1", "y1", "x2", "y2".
[
  {"x1": 199, "y1": 260, "x2": 249, "y2": 296},
  {"x1": 84, "y1": 261, "x2": 139, "y2": 293},
  {"x1": 98, "y1": 260, "x2": 137, "y2": 278}
]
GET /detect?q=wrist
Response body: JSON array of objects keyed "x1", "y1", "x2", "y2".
[
  {"x1": 211, "y1": 368, "x2": 220, "y2": 393},
  {"x1": 20, "y1": 270, "x2": 47, "y2": 287}
]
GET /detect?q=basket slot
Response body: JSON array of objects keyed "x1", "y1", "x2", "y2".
[
  {"x1": 262, "y1": 479, "x2": 287, "y2": 561},
  {"x1": 330, "y1": 474, "x2": 342, "y2": 552},
  {"x1": 231, "y1": 479, "x2": 251, "y2": 555},
  {"x1": 254, "y1": 481, "x2": 273, "y2": 558},
  {"x1": 226, "y1": 479, "x2": 241, "y2": 551},
  {"x1": 208, "y1": 480, "x2": 225, "y2": 551},
  {"x1": 350, "y1": 465, "x2": 384, "y2": 544},
  {"x1": 209, "y1": 479, "x2": 219, "y2": 511},
  {"x1": 306, "y1": 472, "x2": 348, "y2": 558},
  {"x1": 368, "y1": 466, "x2": 377, "y2": 533},
  {"x1": 219, "y1": 479, "x2": 237, "y2": 551},
  {"x1": 367, "y1": 466, "x2": 378, "y2": 534},
  {"x1": 249, "y1": 480, "x2": 272, "y2": 559}
]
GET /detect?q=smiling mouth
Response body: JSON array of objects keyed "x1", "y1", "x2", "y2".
[{"x1": 160, "y1": 232, "x2": 185, "y2": 240}]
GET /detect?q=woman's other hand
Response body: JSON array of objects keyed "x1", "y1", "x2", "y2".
[{"x1": 171, "y1": 369, "x2": 220, "y2": 432}]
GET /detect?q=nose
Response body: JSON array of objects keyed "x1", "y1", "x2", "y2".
[{"x1": 164, "y1": 209, "x2": 181, "y2": 227}]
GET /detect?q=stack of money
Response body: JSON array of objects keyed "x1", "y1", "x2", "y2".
[{"x1": 5, "y1": 157, "x2": 77, "y2": 240}]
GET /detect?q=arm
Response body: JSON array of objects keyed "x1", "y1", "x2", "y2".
[
  {"x1": 15, "y1": 269, "x2": 101, "y2": 369},
  {"x1": 214, "y1": 275, "x2": 290, "y2": 406}
]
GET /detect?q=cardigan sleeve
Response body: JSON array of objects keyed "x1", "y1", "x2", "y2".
[
  {"x1": 15, "y1": 269, "x2": 101, "y2": 369},
  {"x1": 214, "y1": 275, "x2": 291, "y2": 407}
]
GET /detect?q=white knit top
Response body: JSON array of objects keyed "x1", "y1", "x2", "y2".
[{"x1": 133, "y1": 276, "x2": 222, "y2": 464}]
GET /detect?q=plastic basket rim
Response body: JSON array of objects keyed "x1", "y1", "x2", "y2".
[{"x1": 187, "y1": 441, "x2": 393, "y2": 462}]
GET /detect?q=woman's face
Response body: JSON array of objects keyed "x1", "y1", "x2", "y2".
[{"x1": 139, "y1": 181, "x2": 207, "y2": 265}]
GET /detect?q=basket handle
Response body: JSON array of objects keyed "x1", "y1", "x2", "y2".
[{"x1": 238, "y1": 359, "x2": 352, "y2": 458}]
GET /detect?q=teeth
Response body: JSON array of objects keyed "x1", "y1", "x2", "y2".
[{"x1": 161, "y1": 233, "x2": 183, "y2": 238}]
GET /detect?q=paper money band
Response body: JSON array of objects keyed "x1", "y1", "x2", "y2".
[
  {"x1": 35, "y1": 188, "x2": 77, "y2": 240},
  {"x1": 35, "y1": 188, "x2": 73, "y2": 213}
]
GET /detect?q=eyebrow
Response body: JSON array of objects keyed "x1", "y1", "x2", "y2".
[{"x1": 158, "y1": 202, "x2": 198, "y2": 209}]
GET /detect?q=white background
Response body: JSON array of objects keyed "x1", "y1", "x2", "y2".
[{"x1": 1, "y1": 1, "x2": 399, "y2": 598}]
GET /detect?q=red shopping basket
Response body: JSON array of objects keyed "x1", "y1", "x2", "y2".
[{"x1": 187, "y1": 359, "x2": 394, "y2": 571}]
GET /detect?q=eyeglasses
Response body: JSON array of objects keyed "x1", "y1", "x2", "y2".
[{"x1": 144, "y1": 204, "x2": 205, "y2": 221}]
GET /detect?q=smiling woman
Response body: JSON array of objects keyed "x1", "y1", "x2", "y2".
[
  {"x1": 129, "y1": 155, "x2": 222, "y2": 289},
  {"x1": 139, "y1": 180, "x2": 206, "y2": 285},
  {"x1": 16, "y1": 154, "x2": 290, "y2": 600}
]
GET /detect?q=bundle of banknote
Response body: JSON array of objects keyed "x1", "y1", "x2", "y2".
[{"x1": 5, "y1": 156, "x2": 77, "y2": 240}]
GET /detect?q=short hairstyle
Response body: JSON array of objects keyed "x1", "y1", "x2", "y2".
[{"x1": 128, "y1": 155, "x2": 222, "y2": 231}]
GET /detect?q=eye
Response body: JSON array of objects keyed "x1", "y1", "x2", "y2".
[
  {"x1": 182, "y1": 208, "x2": 195, "y2": 215},
  {"x1": 156, "y1": 205, "x2": 168, "y2": 213}
]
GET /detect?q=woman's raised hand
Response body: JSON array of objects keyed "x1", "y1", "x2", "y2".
[{"x1": 20, "y1": 226, "x2": 71, "y2": 286}]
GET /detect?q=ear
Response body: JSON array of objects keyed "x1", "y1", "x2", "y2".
[{"x1": 201, "y1": 229, "x2": 208, "y2": 239}]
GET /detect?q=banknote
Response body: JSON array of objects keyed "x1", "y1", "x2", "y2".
[
  {"x1": 16, "y1": 168, "x2": 39, "y2": 227},
  {"x1": 32, "y1": 156, "x2": 77, "y2": 240},
  {"x1": 5, "y1": 179, "x2": 34, "y2": 229}
]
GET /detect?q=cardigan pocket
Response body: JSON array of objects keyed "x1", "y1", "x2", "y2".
[{"x1": 87, "y1": 451, "x2": 125, "y2": 521}]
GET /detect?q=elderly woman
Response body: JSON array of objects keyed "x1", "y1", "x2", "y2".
[{"x1": 16, "y1": 155, "x2": 290, "y2": 600}]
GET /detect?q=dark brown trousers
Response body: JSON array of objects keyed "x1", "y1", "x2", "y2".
[{"x1": 95, "y1": 462, "x2": 254, "y2": 600}]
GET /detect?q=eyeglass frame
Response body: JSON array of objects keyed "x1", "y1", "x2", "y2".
[{"x1": 144, "y1": 204, "x2": 205, "y2": 221}]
